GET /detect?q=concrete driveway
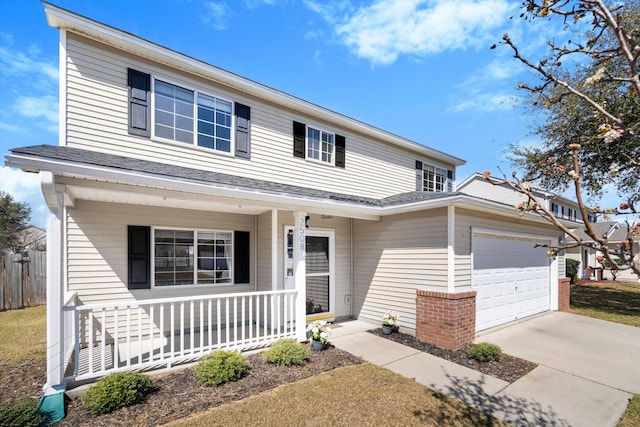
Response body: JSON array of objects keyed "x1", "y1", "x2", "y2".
[{"x1": 477, "y1": 312, "x2": 639, "y2": 426}]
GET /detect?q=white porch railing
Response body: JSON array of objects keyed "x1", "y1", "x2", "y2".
[{"x1": 62, "y1": 289, "x2": 298, "y2": 383}]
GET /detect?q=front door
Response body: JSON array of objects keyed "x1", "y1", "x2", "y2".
[{"x1": 284, "y1": 227, "x2": 334, "y2": 318}]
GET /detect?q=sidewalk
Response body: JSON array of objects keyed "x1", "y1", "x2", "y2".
[{"x1": 330, "y1": 319, "x2": 631, "y2": 427}]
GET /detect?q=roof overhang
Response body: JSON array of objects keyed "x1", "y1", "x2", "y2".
[
  {"x1": 42, "y1": 2, "x2": 465, "y2": 167},
  {"x1": 6, "y1": 150, "x2": 558, "y2": 227}
]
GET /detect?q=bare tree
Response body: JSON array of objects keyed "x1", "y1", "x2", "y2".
[{"x1": 487, "y1": 0, "x2": 640, "y2": 278}]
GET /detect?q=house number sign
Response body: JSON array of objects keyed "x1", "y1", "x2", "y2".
[{"x1": 298, "y1": 216, "x2": 306, "y2": 258}]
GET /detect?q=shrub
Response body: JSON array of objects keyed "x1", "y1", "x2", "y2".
[
  {"x1": 82, "y1": 372, "x2": 153, "y2": 415},
  {"x1": 467, "y1": 343, "x2": 503, "y2": 362},
  {"x1": 262, "y1": 339, "x2": 309, "y2": 366},
  {"x1": 194, "y1": 350, "x2": 249, "y2": 387},
  {"x1": 566, "y1": 259, "x2": 581, "y2": 284},
  {"x1": 0, "y1": 399, "x2": 45, "y2": 427}
]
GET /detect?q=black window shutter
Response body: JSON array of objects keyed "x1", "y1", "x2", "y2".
[
  {"x1": 447, "y1": 169, "x2": 454, "y2": 192},
  {"x1": 415, "y1": 160, "x2": 423, "y2": 191},
  {"x1": 335, "y1": 134, "x2": 346, "y2": 168},
  {"x1": 128, "y1": 226, "x2": 151, "y2": 289},
  {"x1": 234, "y1": 231, "x2": 250, "y2": 284},
  {"x1": 293, "y1": 121, "x2": 306, "y2": 158},
  {"x1": 235, "y1": 103, "x2": 251, "y2": 159},
  {"x1": 127, "y1": 69, "x2": 151, "y2": 137}
]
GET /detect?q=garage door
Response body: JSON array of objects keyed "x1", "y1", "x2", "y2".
[{"x1": 472, "y1": 233, "x2": 551, "y2": 331}]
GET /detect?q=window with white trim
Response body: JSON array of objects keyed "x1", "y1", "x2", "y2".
[
  {"x1": 153, "y1": 79, "x2": 233, "y2": 153},
  {"x1": 307, "y1": 126, "x2": 334, "y2": 164},
  {"x1": 423, "y1": 164, "x2": 448, "y2": 192},
  {"x1": 153, "y1": 228, "x2": 232, "y2": 286}
]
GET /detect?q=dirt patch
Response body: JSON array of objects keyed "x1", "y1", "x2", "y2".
[
  {"x1": 57, "y1": 345, "x2": 362, "y2": 426},
  {"x1": 369, "y1": 329, "x2": 537, "y2": 383},
  {"x1": 0, "y1": 358, "x2": 46, "y2": 405}
]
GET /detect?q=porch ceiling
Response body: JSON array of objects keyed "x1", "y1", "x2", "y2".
[{"x1": 66, "y1": 184, "x2": 269, "y2": 215}]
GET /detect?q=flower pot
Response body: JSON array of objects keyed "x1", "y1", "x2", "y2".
[
  {"x1": 311, "y1": 340, "x2": 325, "y2": 351},
  {"x1": 381, "y1": 325, "x2": 394, "y2": 335}
]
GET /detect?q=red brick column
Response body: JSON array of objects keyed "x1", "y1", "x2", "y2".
[
  {"x1": 558, "y1": 278, "x2": 571, "y2": 312},
  {"x1": 416, "y1": 290, "x2": 476, "y2": 350}
]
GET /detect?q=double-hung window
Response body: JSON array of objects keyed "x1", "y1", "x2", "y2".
[
  {"x1": 153, "y1": 228, "x2": 232, "y2": 287},
  {"x1": 307, "y1": 126, "x2": 334, "y2": 164},
  {"x1": 153, "y1": 79, "x2": 233, "y2": 154},
  {"x1": 423, "y1": 164, "x2": 447, "y2": 192}
]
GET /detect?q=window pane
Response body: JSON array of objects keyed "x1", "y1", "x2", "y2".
[
  {"x1": 198, "y1": 121, "x2": 214, "y2": 135},
  {"x1": 175, "y1": 129, "x2": 193, "y2": 143},
  {"x1": 198, "y1": 135, "x2": 214, "y2": 149},
  {"x1": 216, "y1": 125, "x2": 231, "y2": 140},
  {"x1": 154, "y1": 80, "x2": 194, "y2": 143},
  {"x1": 217, "y1": 139, "x2": 230, "y2": 152},
  {"x1": 154, "y1": 229, "x2": 193, "y2": 286}
]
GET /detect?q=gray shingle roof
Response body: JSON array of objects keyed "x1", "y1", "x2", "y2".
[{"x1": 10, "y1": 145, "x2": 461, "y2": 208}]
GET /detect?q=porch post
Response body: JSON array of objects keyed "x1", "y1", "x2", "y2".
[
  {"x1": 293, "y1": 211, "x2": 307, "y2": 341},
  {"x1": 40, "y1": 171, "x2": 66, "y2": 415}
]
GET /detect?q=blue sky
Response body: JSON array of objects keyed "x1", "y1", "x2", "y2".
[{"x1": 0, "y1": 0, "x2": 614, "y2": 228}]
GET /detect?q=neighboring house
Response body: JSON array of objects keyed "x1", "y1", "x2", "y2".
[
  {"x1": 5, "y1": 4, "x2": 568, "y2": 406},
  {"x1": 19, "y1": 225, "x2": 47, "y2": 252},
  {"x1": 567, "y1": 222, "x2": 640, "y2": 282}
]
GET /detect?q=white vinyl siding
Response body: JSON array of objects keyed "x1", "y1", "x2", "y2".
[
  {"x1": 353, "y1": 209, "x2": 448, "y2": 332},
  {"x1": 66, "y1": 200, "x2": 255, "y2": 305},
  {"x1": 64, "y1": 33, "x2": 454, "y2": 200}
]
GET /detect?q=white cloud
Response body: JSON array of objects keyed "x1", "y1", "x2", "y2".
[
  {"x1": 200, "y1": 1, "x2": 231, "y2": 30},
  {"x1": 447, "y1": 92, "x2": 517, "y2": 113},
  {"x1": 0, "y1": 46, "x2": 58, "y2": 83},
  {"x1": 13, "y1": 95, "x2": 58, "y2": 133},
  {"x1": 0, "y1": 166, "x2": 48, "y2": 229},
  {"x1": 312, "y1": 0, "x2": 515, "y2": 65}
]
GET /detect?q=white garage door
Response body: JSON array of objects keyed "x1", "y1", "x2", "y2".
[{"x1": 472, "y1": 233, "x2": 551, "y2": 331}]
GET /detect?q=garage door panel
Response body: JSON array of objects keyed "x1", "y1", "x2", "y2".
[{"x1": 473, "y1": 234, "x2": 551, "y2": 331}]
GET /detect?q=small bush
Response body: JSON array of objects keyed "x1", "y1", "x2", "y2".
[
  {"x1": 195, "y1": 350, "x2": 249, "y2": 387},
  {"x1": 0, "y1": 399, "x2": 45, "y2": 427},
  {"x1": 467, "y1": 343, "x2": 502, "y2": 362},
  {"x1": 566, "y1": 258, "x2": 581, "y2": 284},
  {"x1": 82, "y1": 372, "x2": 153, "y2": 415},
  {"x1": 262, "y1": 339, "x2": 309, "y2": 366}
]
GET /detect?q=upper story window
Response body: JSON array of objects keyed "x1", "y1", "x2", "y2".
[
  {"x1": 415, "y1": 160, "x2": 453, "y2": 192},
  {"x1": 293, "y1": 121, "x2": 346, "y2": 168},
  {"x1": 423, "y1": 164, "x2": 447, "y2": 192},
  {"x1": 307, "y1": 126, "x2": 334, "y2": 164},
  {"x1": 154, "y1": 79, "x2": 233, "y2": 153},
  {"x1": 127, "y1": 69, "x2": 251, "y2": 159}
]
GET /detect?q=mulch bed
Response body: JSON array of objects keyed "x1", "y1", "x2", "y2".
[
  {"x1": 369, "y1": 328, "x2": 537, "y2": 383},
  {"x1": 56, "y1": 345, "x2": 362, "y2": 426},
  {"x1": 3, "y1": 330, "x2": 538, "y2": 426}
]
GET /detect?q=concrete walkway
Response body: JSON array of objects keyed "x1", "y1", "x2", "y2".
[{"x1": 331, "y1": 313, "x2": 637, "y2": 427}]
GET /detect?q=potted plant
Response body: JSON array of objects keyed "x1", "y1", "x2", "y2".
[
  {"x1": 307, "y1": 320, "x2": 331, "y2": 350},
  {"x1": 382, "y1": 310, "x2": 398, "y2": 335}
]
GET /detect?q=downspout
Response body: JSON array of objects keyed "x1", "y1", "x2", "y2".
[
  {"x1": 350, "y1": 218, "x2": 354, "y2": 318},
  {"x1": 447, "y1": 205, "x2": 455, "y2": 293}
]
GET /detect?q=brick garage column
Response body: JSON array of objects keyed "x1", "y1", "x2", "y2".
[
  {"x1": 558, "y1": 278, "x2": 571, "y2": 312},
  {"x1": 416, "y1": 290, "x2": 476, "y2": 350}
]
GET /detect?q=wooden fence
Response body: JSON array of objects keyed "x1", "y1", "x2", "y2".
[{"x1": 0, "y1": 249, "x2": 46, "y2": 309}]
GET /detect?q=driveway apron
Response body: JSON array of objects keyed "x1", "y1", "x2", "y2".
[{"x1": 478, "y1": 312, "x2": 638, "y2": 426}]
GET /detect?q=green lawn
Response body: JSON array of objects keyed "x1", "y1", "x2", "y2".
[
  {"x1": 0, "y1": 305, "x2": 47, "y2": 364},
  {"x1": 167, "y1": 363, "x2": 508, "y2": 427},
  {"x1": 571, "y1": 281, "x2": 640, "y2": 327}
]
